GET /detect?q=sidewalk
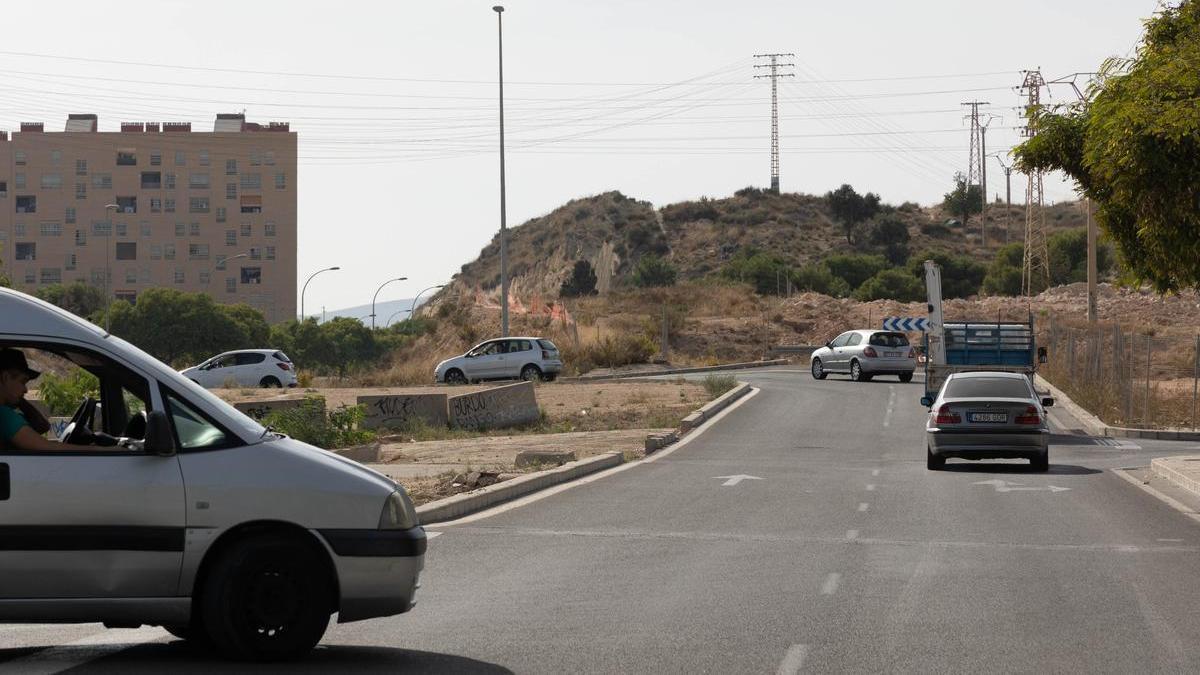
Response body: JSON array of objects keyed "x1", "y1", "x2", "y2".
[{"x1": 1151, "y1": 455, "x2": 1200, "y2": 499}]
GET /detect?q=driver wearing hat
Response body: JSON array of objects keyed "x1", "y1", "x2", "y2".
[{"x1": 0, "y1": 348, "x2": 105, "y2": 452}]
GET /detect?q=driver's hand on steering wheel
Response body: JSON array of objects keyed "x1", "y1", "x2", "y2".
[{"x1": 73, "y1": 426, "x2": 119, "y2": 447}]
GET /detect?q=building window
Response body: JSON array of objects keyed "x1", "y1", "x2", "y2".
[
  {"x1": 226, "y1": 278, "x2": 236, "y2": 293},
  {"x1": 139, "y1": 268, "x2": 151, "y2": 284},
  {"x1": 0, "y1": 181, "x2": 7, "y2": 198},
  {"x1": 240, "y1": 196, "x2": 262, "y2": 214},
  {"x1": 41, "y1": 268, "x2": 62, "y2": 284},
  {"x1": 39, "y1": 222, "x2": 62, "y2": 237},
  {"x1": 189, "y1": 243, "x2": 209, "y2": 260},
  {"x1": 240, "y1": 267, "x2": 261, "y2": 285},
  {"x1": 116, "y1": 223, "x2": 127, "y2": 237},
  {"x1": 266, "y1": 246, "x2": 276, "y2": 261},
  {"x1": 250, "y1": 150, "x2": 262, "y2": 166},
  {"x1": 24, "y1": 270, "x2": 35, "y2": 285},
  {"x1": 150, "y1": 198, "x2": 162, "y2": 213},
  {"x1": 115, "y1": 242, "x2": 137, "y2": 261},
  {"x1": 199, "y1": 270, "x2": 211, "y2": 285},
  {"x1": 249, "y1": 247, "x2": 262, "y2": 261},
  {"x1": 165, "y1": 198, "x2": 176, "y2": 213},
  {"x1": 264, "y1": 150, "x2": 275, "y2": 166},
  {"x1": 90, "y1": 268, "x2": 106, "y2": 285},
  {"x1": 65, "y1": 254, "x2": 77, "y2": 271},
  {"x1": 175, "y1": 150, "x2": 185, "y2": 166},
  {"x1": 141, "y1": 171, "x2": 162, "y2": 189},
  {"x1": 189, "y1": 172, "x2": 210, "y2": 189},
  {"x1": 115, "y1": 290, "x2": 137, "y2": 304},
  {"x1": 50, "y1": 150, "x2": 62, "y2": 164},
  {"x1": 64, "y1": 208, "x2": 76, "y2": 224},
  {"x1": 150, "y1": 151, "x2": 162, "y2": 166},
  {"x1": 15, "y1": 196, "x2": 36, "y2": 213},
  {"x1": 151, "y1": 244, "x2": 162, "y2": 260},
  {"x1": 226, "y1": 183, "x2": 236, "y2": 200},
  {"x1": 15, "y1": 150, "x2": 26, "y2": 165},
  {"x1": 240, "y1": 173, "x2": 262, "y2": 190},
  {"x1": 15, "y1": 173, "x2": 26, "y2": 189},
  {"x1": 189, "y1": 197, "x2": 210, "y2": 213},
  {"x1": 75, "y1": 159, "x2": 87, "y2": 175},
  {"x1": 92, "y1": 221, "x2": 111, "y2": 237},
  {"x1": 199, "y1": 150, "x2": 210, "y2": 166},
  {"x1": 175, "y1": 222, "x2": 186, "y2": 237},
  {"x1": 216, "y1": 206, "x2": 226, "y2": 223},
  {"x1": 116, "y1": 196, "x2": 136, "y2": 213},
  {"x1": 265, "y1": 221, "x2": 276, "y2": 237},
  {"x1": 225, "y1": 230, "x2": 236, "y2": 246},
  {"x1": 240, "y1": 223, "x2": 252, "y2": 237},
  {"x1": 225, "y1": 159, "x2": 237, "y2": 175},
  {"x1": 40, "y1": 174, "x2": 62, "y2": 189},
  {"x1": 14, "y1": 224, "x2": 26, "y2": 236},
  {"x1": 74, "y1": 229, "x2": 86, "y2": 246},
  {"x1": 15, "y1": 242, "x2": 36, "y2": 261},
  {"x1": 274, "y1": 173, "x2": 286, "y2": 190},
  {"x1": 92, "y1": 173, "x2": 113, "y2": 189},
  {"x1": 164, "y1": 243, "x2": 176, "y2": 260},
  {"x1": 116, "y1": 150, "x2": 137, "y2": 166},
  {"x1": 125, "y1": 268, "x2": 138, "y2": 284},
  {"x1": 174, "y1": 269, "x2": 185, "y2": 284},
  {"x1": 75, "y1": 182, "x2": 86, "y2": 200},
  {"x1": 141, "y1": 222, "x2": 152, "y2": 238},
  {"x1": 189, "y1": 222, "x2": 200, "y2": 237},
  {"x1": 164, "y1": 173, "x2": 176, "y2": 190}
]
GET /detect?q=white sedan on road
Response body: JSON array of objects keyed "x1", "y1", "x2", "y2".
[{"x1": 181, "y1": 349, "x2": 298, "y2": 388}]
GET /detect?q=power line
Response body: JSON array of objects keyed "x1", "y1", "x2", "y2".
[{"x1": 754, "y1": 53, "x2": 795, "y2": 193}]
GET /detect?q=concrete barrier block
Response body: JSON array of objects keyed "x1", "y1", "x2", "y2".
[
  {"x1": 234, "y1": 397, "x2": 322, "y2": 421},
  {"x1": 645, "y1": 431, "x2": 679, "y2": 453},
  {"x1": 680, "y1": 412, "x2": 705, "y2": 432},
  {"x1": 448, "y1": 381, "x2": 539, "y2": 430},
  {"x1": 515, "y1": 449, "x2": 577, "y2": 468},
  {"x1": 335, "y1": 441, "x2": 382, "y2": 464},
  {"x1": 358, "y1": 393, "x2": 449, "y2": 430}
]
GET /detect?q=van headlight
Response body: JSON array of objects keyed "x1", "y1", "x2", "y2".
[{"x1": 379, "y1": 489, "x2": 418, "y2": 529}]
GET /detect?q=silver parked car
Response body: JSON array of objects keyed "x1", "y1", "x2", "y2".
[
  {"x1": 435, "y1": 337, "x2": 563, "y2": 384},
  {"x1": 810, "y1": 330, "x2": 917, "y2": 382},
  {"x1": 922, "y1": 370, "x2": 1054, "y2": 471}
]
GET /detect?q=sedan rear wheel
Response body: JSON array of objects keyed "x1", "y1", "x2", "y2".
[
  {"x1": 899, "y1": 371, "x2": 914, "y2": 383},
  {"x1": 926, "y1": 445, "x2": 945, "y2": 470},
  {"x1": 811, "y1": 358, "x2": 827, "y2": 380},
  {"x1": 1031, "y1": 450, "x2": 1049, "y2": 472}
]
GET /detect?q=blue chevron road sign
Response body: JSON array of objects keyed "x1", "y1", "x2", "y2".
[{"x1": 882, "y1": 316, "x2": 929, "y2": 332}]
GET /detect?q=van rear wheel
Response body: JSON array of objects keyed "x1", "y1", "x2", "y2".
[{"x1": 200, "y1": 533, "x2": 332, "y2": 662}]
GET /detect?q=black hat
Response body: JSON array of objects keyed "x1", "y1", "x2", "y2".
[{"x1": 0, "y1": 349, "x2": 40, "y2": 380}]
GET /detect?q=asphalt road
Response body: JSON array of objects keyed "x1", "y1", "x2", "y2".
[{"x1": 6, "y1": 366, "x2": 1200, "y2": 673}]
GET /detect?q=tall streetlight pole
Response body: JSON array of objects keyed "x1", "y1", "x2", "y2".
[
  {"x1": 410, "y1": 284, "x2": 445, "y2": 319},
  {"x1": 386, "y1": 309, "x2": 411, "y2": 327},
  {"x1": 103, "y1": 203, "x2": 119, "y2": 334},
  {"x1": 370, "y1": 276, "x2": 407, "y2": 330},
  {"x1": 207, "y1": 252, "x2": 249, "y2": 279},
  {"x1": 300, "y1": 265, "x2": 340, "y2": 321},
  {"x1": 494, "y1": 4, "x2": 510, "y2": 337}
]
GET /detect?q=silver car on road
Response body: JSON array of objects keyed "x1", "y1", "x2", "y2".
[
  {"x1": 922, "y1": 371, "x2": 1054, "y2": 471},
  {"x1": 435, "y1": 337, "x2": 563, "y2": 384},
  {"x1": 810, "y1": 330, "x2": 917, "y2": 382}
]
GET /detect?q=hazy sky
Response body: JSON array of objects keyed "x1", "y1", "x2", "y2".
[{"x1": 0, "y1": 0, "x2": 1158, "y2": 312}]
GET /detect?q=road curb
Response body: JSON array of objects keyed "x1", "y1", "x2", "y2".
[
  {"x1": 1150, "y1": 456, "x2": 1200, "y2": 497},
  {"x1": 567, "y1": 359, "x2": 788, "y2": 382},
  {"x1": 1035, "y1": 374, "x2": 1200, "y2": 441},
  {"x1": 416, "y1": 451, "x2": 624, "y2": 525},
  {"x1": 681, "y1": 381, "x2": 753, "y2": 432}
]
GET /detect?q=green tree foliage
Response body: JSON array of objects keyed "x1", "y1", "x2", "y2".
[
  {"x1": 270, "y1": 317, "x2": 385, "y2": 377},
  {"x1": 261, "y1": 396, "x2": 374, "y2": 449},
  {"x1": 908, "y1": 250, "x2": 986, "y2": 299},
  {"x1": 36, "y1": 282, "x2": 106, "y2": 319},
  {"x1": 942, "y1": 172, "x2": 984, "y2": 229},
  {"x1": 631, "y1": 254, "x2": 678, "y2": 288},
  {"x1": 1014, "y1": 2, "x2": 1200, "y2": 291},
  {"x1": 867, "y1": 217, "x2": 911, "y2": 265},
  {"x1": 721, "y1": 249, "x2": 792, "y2": 295},
  {"x1": 823, "y1": 254, "x2": 889, "y2": 292},
  {"x1": 37, "y1": 369, "x2": 101, "y2": 415},
  {"x1": 789, "y1": 263, "x2": 851, "y2": 297},
  {"x1": 855, "y1": 268, "x2": 925, "y2": 302},
  {"x1": 981, "y1": 243, "x2": 1026, "y2": 296},
  {"x1": 105, "y1": 288, "x2": 271, "y2": 366},
  {"x1": 1047, "y1": 227, "x2": 1115, "y2": 286},
  {"x1": 560, "y1": 259, "x2": 598, "y2": 297},
  {"x1": 825, "y1": 184, "x2": 881, "y2": 245}
]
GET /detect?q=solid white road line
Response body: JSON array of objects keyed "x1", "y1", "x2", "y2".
[
  {"x1": 0, "y1": 626, "x2": 168, "y2": 675},
  {"x1": 426, "y1": 531, "x2": 443, "y2": 539},
  {"x1": 883, "y1": 386, "x2": 896, "y2": 427},
  {"x1": 857, "y1": 502, "x2": 870, "y2": 512},
  {"x1": 1112, "y1": 468, "x2": 1200, "y2": 525},
  {"x1": 871, "y1": 469, "x2": 880, "y2": 477},
  {"x1": 820, "y1": 572, "x2": 842, "y2": 595},
  {"x1": 776, "y1": 644, "x2": 808, "y2": 675},
  {"x1": 433, "y1": 387, "x2": 762, "y2": 526}
]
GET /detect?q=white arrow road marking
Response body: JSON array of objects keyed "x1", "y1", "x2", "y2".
[
  {"x1": 714, "y1": 474, "x2": 763, "y2": 487},
  {"x1": 776, "y1": 644, "x2": 808, "y2": 675},
  {"x1": 0, "y1": 626, "x2": 169, "y2": 675},
  {"x1": 973, "y1": 479, "x2": 1070, "y2": 493}
]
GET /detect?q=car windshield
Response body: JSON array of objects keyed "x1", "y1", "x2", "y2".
[
  {"x1": 869, "y1": 332, "x2": 909, "y2": 347},
  {"x1": 943, "y1": 377, "x2": 1031, "y2": 399}
]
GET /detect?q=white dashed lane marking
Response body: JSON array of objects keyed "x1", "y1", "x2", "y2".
[
  {"x1": 857, "y1": 502, "x2": 869, "y2": 512},
  {"x1": 776, "y1": 644, "x2": 808, "y2": 675},
  {"x1": 820, "y1": 572, "x2": 842, "y2": 595}
]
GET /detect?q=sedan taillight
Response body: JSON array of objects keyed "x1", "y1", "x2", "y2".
[
  {"x1": 862, "y1": 346, "x2": 878, "y2": 358},
  {"x1": 1015, "y1": 405, "x2": 1040, "y2": 424},
  {"x1": 935, "y1": 405, "x2": 961, "y2": 425},
  {"x1": 276, "y1": 362, "x2": 291, "y2": 371},
  {"x1": 907, "y1": 347, "x2": 916, "y2": 359}
]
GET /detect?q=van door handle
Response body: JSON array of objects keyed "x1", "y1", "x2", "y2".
[{"x1": 0, "y1": 463, "x2": 9, "y2": 500}]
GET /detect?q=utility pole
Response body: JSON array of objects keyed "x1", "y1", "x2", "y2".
[
  {"x1": 1048, "y1": 72, "x2": 1100, "y2": 324},
  {"x1": 754, "y1": 53, "x2": 795, "y2": 193},
  {"x1": 962, "y1": 101, "x2": 989, "y2": 246},
  {"x1": 494, "y1": 5, "x2": 510, "y2": 337},
  {"x1": 993, "y1": 154, "x2": 1014, "y2": 245},
  {"x1": 1019, "y1": 70, "x2": 1050, "y2": 296}
]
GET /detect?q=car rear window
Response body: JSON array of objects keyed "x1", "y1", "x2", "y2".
[
  {"x1": 538, "y1": 339, "x2": 558, "y2": 351},
  {"x1": 943, "y1": 377, "x2": 1031, "y2": 399},
  {"x1": 273, "y1": 351, "x2": 292, "y2": 363},
  {"x1": 869, "y1": 332, "x2": 910, "y2": 347},
  {"x1": 235, "y1": 352, "x2": 266, "y2": 365}
]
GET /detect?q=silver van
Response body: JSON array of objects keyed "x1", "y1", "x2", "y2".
[
  {"x1": 0, "y1": 288, "x2": 425, "y2": 661},
  {"x1": 810, "y1": 329, "x2": 917, "y2": 382}
]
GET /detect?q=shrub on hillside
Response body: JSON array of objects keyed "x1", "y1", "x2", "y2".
[
  {"x1": 855, "y1": 268, "x2": 925, "y2": 302},
  {"x1": 632, "y1": 254, "x2": 678, "y2": 288},
  {"x1": 560, "y1": 260, "x2": 599, "y2": 297},
  {"x1": 823, "y1": 254, "x2": 889, "y2": 292},
  {"x1": 721, "y1": 248, "x2": 792, "y2": 295},
  {"x1": 920, "y1": 221, "x2": 954, "y2": 238},
  {"x1": 561, "y1": 334, "x2": 656, "y2": 374},
  {"x1": 981, "y1": 243, "x2": 1027, "y2": 296},
  {"x1": 661, "y1": 198, "x2": 720, "y2": 225},
  {"x1": 866, "y1": 217, "x2": 911, "y2": 265},
  {"x1": 908, "y1": 250, "x2": 986, "y2": 299},
  {"x1": 790, "y1": 263, "x2": 851, "y2": 297}
]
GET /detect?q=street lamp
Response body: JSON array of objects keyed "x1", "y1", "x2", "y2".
[
  {"x1": 494, "y1": 4, "x2": 510, "y2": 337},
  {"x1": 207, "y1": 252, "x2": 249, "y2": 279},
  {"x1": 103, "y1": 203, "x2": 119, "y2": 334},
  {"x1": 410, "y1": 284, "x2": 446, "y2": 319},
  {"x1": 301, "y1": 266, "x2": 340, "y2": 321},
  {"x1": 386, "y1": 308, "x2": 411, "y2": 327},
  {"x1": 370, "y1": 276, "x2": 407, "y2": 330}
]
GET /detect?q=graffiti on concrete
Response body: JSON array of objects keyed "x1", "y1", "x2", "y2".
[
  {"x1": 359, "y1": 393, "x2": 448, "y2": 430},
  {"x1": 448, "y1": 381, "x2": 539, "y2": 431}
]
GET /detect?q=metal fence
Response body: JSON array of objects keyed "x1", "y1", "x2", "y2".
[{"x1": 1041, "y1": 313, "x2": 1200, "y2": 430}]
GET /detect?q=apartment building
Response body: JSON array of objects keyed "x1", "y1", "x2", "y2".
[{"x1": 0, "y1": 113, "x2": 297, "y2": 323}]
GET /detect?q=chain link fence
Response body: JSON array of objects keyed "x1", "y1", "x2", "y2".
[{"x1": 1040, "y1": 313, "x2": 1200, "y2": 430}]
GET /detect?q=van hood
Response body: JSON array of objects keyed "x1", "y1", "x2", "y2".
[{"x1": 268, "y1": 434, "x2": 398, "y2": 495}]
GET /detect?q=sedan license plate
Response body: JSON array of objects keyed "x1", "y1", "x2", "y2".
[
  {"x1": 969, "y1": 412, "x2": 1007, "y2": 423},
  {"x1": 885, "y1": 351, "x2": 901, "y2": 358}
]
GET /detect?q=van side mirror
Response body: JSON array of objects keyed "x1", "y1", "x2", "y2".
[
  {"x1": 1041, "y1": 397, "x2": 1055, "y2": 408},
  {"x1": 920, "y1": 396, "x2": 933, "y2": 408},
  {"x1": 144, "y1": 410, "x2": 176, "y2": 457}
]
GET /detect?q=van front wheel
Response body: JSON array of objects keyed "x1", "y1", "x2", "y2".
[{"x1": 201, "y1": 534, "x2": 332, "y2": 661}]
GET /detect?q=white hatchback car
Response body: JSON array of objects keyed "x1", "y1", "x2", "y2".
[
  {"x1": 181, "y1": 349, "x2": 298, "y2": 389},
  {"x1": 810, "y1": 329, "x2": 917, "y2": 382},
  {"x1": 435, "y1": 336, "x2": 563, "y2": 384},
  {"x1": 0, "y1": 288, "x2": 425, "y2": 661}
]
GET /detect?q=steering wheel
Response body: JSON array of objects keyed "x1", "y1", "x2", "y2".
[{"x1": 59, "y1": 397, "x2": 97, "y2": 444}]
